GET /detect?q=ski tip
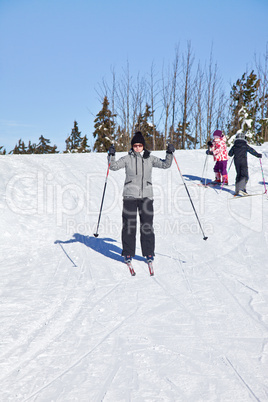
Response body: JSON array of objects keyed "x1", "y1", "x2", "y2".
[
  {"x1": 93, "y1": 233, "x2": 99, "y2": 238},
  {"x1": 203, "y1": 236, "x2": 208, "y2": 241}
]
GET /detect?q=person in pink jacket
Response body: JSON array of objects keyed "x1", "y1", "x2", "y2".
[{"x1": 207, "y1": 130, "x2": 228, "y2": 184}]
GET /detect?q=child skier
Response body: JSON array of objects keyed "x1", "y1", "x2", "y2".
[
  {"x1": 228, "y1": 132, "x2": 262, "y2": 196},
  {"x1": 207, "y1": 130, "x2": 229, "y2": 184}
]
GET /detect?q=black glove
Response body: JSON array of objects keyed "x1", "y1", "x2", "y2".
[
  {"x1": 207, "y1": 141, "x2": 213, "y2": 147},
  {"x1": 206, "y1": 150, "x2": 213, "y2": 155},
  {"x1": 166, "y1": 143, "x2": 175, "y2": 154},
  {"x1": 108, "y1": 145, "x2": 115, "y2": 156},
  {"x1": 257, "y1": 153, "x2": 262, "y2": 158}
]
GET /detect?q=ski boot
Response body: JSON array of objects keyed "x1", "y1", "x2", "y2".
[
  {"x1": 146, "y1": 255, "x2": 154, "y2": 276},
  {"x1": 222, "y1": 175, "x2": 228, "y2": 185},
  {"x1": 124, "y1": 256, "x2": 136, "y2": 276}
]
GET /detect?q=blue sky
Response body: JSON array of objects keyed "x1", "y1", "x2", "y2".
[{"x1": 0, "y1": 0, "x2": 268, "y2": 152}]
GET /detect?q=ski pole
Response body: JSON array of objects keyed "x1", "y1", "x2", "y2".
[
  {"x1": 201, "y1": 147, "x2": 209, "y2": 184},
  {"x1": 94, "y1": 155, "x2": 111, "y2": 237},
  {"x1": 173, "y1": 155, "x2": 208, "y2": 240},
  {"x1": 220, "y1": 157, "x2": 234, "y2": 192},
  {"x1": 259, "y1": 158, "x2": 267, "y2": 194}
]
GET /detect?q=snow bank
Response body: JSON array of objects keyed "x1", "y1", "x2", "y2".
[{"x1": 1, "y1": 145, "x2": 268, "y2": 401}]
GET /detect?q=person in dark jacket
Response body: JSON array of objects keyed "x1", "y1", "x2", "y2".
[
  {"x1": 228, "y1": 132, "x2": 262, "y2": 196},
  {"x1": 108, "y1": 131, "x2": 175, "y2": 264}
]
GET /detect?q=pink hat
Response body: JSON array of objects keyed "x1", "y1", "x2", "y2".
[{"x1": 213, "y1": 130, "x2": 222, "y2": 137}]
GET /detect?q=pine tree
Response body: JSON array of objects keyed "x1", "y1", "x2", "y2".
[
  {"x1": 113, "y1": 126, "x2": 128, "y2": 151},
  {"x1": 256, "y1": 88, "x2": 268, "y2": 143},
  {"x1": 134, "y1": 104, "x2": 163, "y2": 150},
  {"x1": 12, "y1": 139, "x2": 27, "y2": 154},
  {"x1": 255, "y1": 45, "x2": 268, "y2": 142},
  {"x1": 93, "y1": 96, "x2": 116, "y2": 152},
  {"x1": 65, "y1": 121, "x2": 83, "y2": 153},
  {"x1": 228, "y1": 71, "x2": 261, "y2": 143},
  {"x1": 26, "y1": 141, "x2": 37, "y2": 154},
  {"x1": 257, "y1": 114, "x2": 268, "y2": 143},
  {"x1": 0, "y1": 146, "x2": 6, "y2": 155},
  {"x1": 36, "y1": 135, "x2": 58, "y2": 154},
  {"x1": 172, "y1": 123, "x2": 182, "y2": 149},
  {"x1": 78, "y1": 135, "x2": 91, "y2": 153},
  {"x1": 172, "y1": 121, "x2": 196, "y2": 149},
  {"x1": 228, "y1": 106, "x2": 261, "y2": 145}
]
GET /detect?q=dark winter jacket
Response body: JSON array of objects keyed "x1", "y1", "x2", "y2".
[
  {"x1": 109, "y1": 149, "x2": 173, "y2": 199},
  {"x1": 228, "y1": 139, "x2": 261, "y2": 164}
]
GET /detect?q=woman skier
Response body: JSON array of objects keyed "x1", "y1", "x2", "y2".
[{"x1": 108, "y1": 131, "x2": 175, "y2": 274}]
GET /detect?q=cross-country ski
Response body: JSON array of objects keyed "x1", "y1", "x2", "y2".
[
  {"x1": 147, "y1": 261, "x2": 154, "y2": 276},
  {"x1": 232, "y1": 192, "x2": 264, "y2": 198},
  {"x1": 126, "y1": 261, "x2": 136, "y2": 276}
]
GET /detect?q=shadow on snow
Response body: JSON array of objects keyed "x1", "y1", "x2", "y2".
[
  {"x1": 183, "y1": 174, "x2": 234, "y2": 194},
  {"x1": 55, "y1": 234, "x2": 145, "y2": 264}
]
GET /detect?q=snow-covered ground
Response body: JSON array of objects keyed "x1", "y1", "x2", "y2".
[{"x1": 1, "y1": 144, "x2": 268, "y2": 401}]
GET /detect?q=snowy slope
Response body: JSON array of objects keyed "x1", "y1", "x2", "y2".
[{"x1": 1, "y1": 145, "x2": 268, "y2": 401}]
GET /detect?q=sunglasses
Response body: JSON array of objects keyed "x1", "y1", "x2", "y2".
[{"x1": 133, "y1": 144, "x2": 143, "y2": 148}]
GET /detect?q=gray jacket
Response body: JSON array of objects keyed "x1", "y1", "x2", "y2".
[{"x1": 109, "y1": 149, "x2": 173, "y2": 199}]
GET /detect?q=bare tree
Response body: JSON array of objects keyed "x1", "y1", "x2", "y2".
[
  {"x1": 204, "y1": 46, "x2": 223, "y2": 143},
  {"x1": 160, "y1": 47, "x2": 181, "y2": 148},
  {"x1": 115, "y1": 60, "x2": 131, "y2": 146},
  {"x1": 180, "y1": 41, "x2": 195, "y2": 149},
  {"x1": 95, "y1": 66, "x2": 117, "y2": 131},
  {"x1": 255, "y1": 42, "x2": 268, "y2": 142},
  {"x1": 94, "y1": 41, "x2": 230, "y2": 151},
  {"x1": 170, "y1": 45, "x2": 180, "y2": 145},
  {"x1": 149, "y1": 61, "x2": 161, "y2": 150},
  {"x1": 161, "y1": 62, "x2": 174, "y2": 147},
  {"x1": 110, "y1": 67, "x2": 117, "y2": 129},
  {"x1": 130, "y1": 73, "x2": 147, "y2": 138},
  {"x1": 113, "y1": 62, "x2": 147, "y2": 148},
  {"x1": 192, "y1": 62, "x2": 204, "y2": 147},
  {"x1": 215, "y1": 89, "x2": 228, "y2": 135}
]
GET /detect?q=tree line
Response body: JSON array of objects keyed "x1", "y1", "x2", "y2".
[
  {"x1": 1, "y1": 42, "x2": 267, "y2": 155},
  {"x1": 0, "y1": 121, "x2": 91, "y2": 155},
  {"x1": 93, "y1": 43, "x2": 268, "y2": 151}
]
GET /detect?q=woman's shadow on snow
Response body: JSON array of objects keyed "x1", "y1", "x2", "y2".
[{"x1": 55, "y1": 234, "x2": 144, "y2": 263}]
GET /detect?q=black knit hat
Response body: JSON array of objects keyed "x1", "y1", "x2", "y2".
[{"x1": 131, "y1": 131, "x2": 145, "y2": 147}]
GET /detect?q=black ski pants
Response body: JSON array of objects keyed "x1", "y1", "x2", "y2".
[
  {"x1": 234, "y1": 160, "x2": 249, "y2": 192},
  {"x1": 122, "y1": 198, "x2": 155, "y2": 258}
]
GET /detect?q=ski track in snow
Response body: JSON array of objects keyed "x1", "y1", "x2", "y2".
[{"x1": 0, "y1": 148, "x2": 268, "y2": 401}]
